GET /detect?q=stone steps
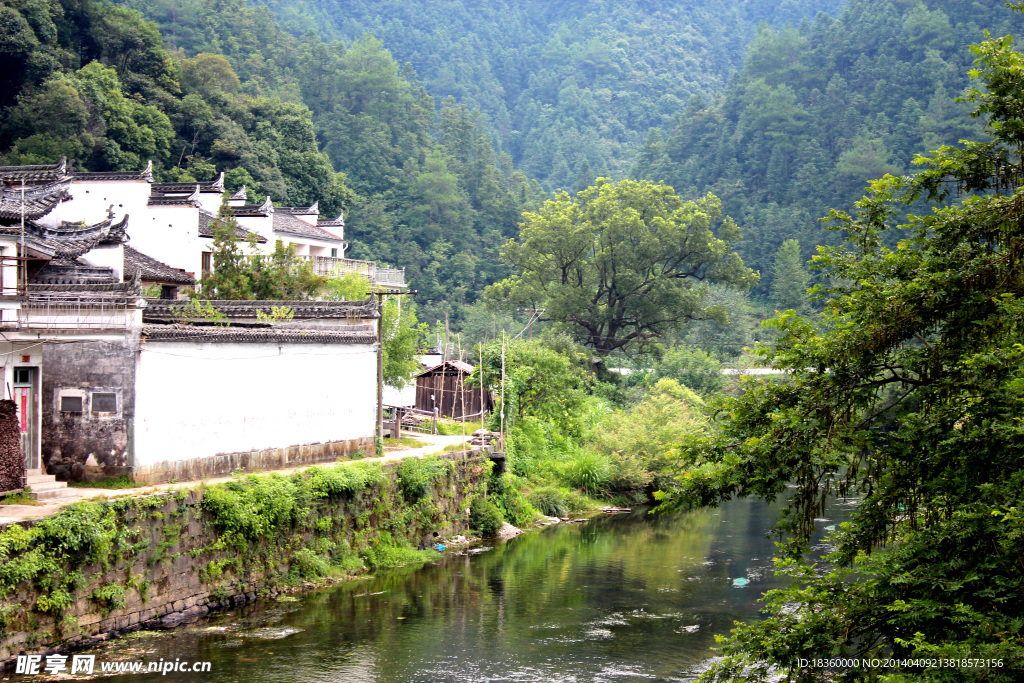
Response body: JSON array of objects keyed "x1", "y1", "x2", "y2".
[{"x1": 25, "y1": 469, "x2": 78, "y2": 501}]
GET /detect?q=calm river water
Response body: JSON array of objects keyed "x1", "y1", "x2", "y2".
[{"x1": 84, "y1": 497, "x2": 837, "y2": 682}]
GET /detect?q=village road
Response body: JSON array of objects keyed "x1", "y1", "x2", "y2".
[{"x1": 0, "y1": 433, "x2": 474, "y2": 526}]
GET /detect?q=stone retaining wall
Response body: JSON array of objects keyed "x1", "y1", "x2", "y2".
[{"x1": 0, "y1": 453, "x2": 488, "y2": 665}]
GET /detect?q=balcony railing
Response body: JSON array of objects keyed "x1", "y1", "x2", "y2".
[
  {"x1": 301, "y1": 256, "x2": 406, "y2": 287},
  {"x1": 16, "y1": 291, "x2": 134, "y2": 330},
  {"x1": 375, "y1": 267, "x2": 406, "y2": 286}
]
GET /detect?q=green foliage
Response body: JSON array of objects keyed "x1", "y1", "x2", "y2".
[
  {"x1": 476, "y1": 337, "x2": 593, "y2": 438},
  {"x1": 171, "y1": 297, "x2": 228, "y2": 325},
  {"x1": 91, "y1": 584, "x2": 127, "y2": 616},
  {"x1": 649, "y1": 347, "x2": 725, "y2": 398},
  {"x1": 255, "y1": 305, "x2": 294, "y2": 323},
  {"x1": 769, "y1": 239, "x2": 811, "y2": 313},
  {"x1": 288, "y1": 548, "x2": 333, "y2": 579},
  {"x1": 198, "y1": 217, "x2": 324, "y2": 300},
  {"x1": 489, "y1": 179, "x2": 756, "y2": 356},
  {"x1": 256, "y1": 0, "x2": 838, "y2": 189},
  {"x1": 320, "y1": 272, "x2": 369, "y2": 301},
  {"x1": 666, "y1": 21, "x2": 1024, "y2": 679},
  {"x1": 527, "y1": 486, "x2": 568, "y2": 518},
  {"x1": 360, "y1": 533, "x2": 436, "y2": 569},
  {"x1": 397, "y1": 456, "x2": 450, "y2": 502},
  {"x1": 591, "y1": 378, "x2": 710, "y2": 493},
  {"x1": 434, "y1": 419, "x2": 481, "y2": 436},
  {"x1": 200, "y1": 474, "x2": 301, "y2": 540},
  {"x1": 558, "y1": 450, "x2": 611, "y2": 494},
  {"x1": 304, "y1": 462, "x2": 384, "y2": 499},
  {"x1": 469, "y1": 497, "x2": 503, "y2": 536},
  {"x1": 632, "y1": 0, "x2": 1010, "y2": 300},
  {"x1": 381, "y1": 297, "x2": 421, "y2": 389}
]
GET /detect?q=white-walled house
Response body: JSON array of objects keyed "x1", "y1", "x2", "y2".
[{"x1": 0, "y1": 159, "x2": 382, "y2": 486}]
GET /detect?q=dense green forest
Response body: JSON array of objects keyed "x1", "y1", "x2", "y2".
[
  {"x1": 0, "y1": 0, "x2": 535, "y2": 324},
  {"x1": 248, "y1": 0, "x2": 841, "y2": 189},
  {"x1": 633, "y1": 0, "x2": 1024, "y2": 297},
  {"x1": 6, "y1": 0, "x2": 1019, "y2": 329}
]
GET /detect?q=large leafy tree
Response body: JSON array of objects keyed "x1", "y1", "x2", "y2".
[
  {"x1": 665, "y1": 21, "x2": 1024, "y2": 681},
  {"x1": 487, "y1": 179, "x2": 755, "y2": 356}
]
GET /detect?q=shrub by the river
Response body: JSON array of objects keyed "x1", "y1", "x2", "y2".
[
  {"x1": 559, "y1": 449, "x2": 611, "y2": 493},
  {"x1": 469, "y1": 497, "x2": 503, "y2": 536},
  {"x1": 528, "y1": 487, "x2": 568, "y2": 518},
  {"x1": 398, "y1": 456, "x2": 451, "y2": 502}
]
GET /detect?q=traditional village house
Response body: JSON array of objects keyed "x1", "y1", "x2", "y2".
[{"x1": 0, "y1": 159, "x2": 384, "y2": 492}]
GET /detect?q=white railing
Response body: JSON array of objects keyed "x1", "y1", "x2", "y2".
[
  {"x1": 18, "y1": 292, "x2": 133, "y2": 330},
  {"x1": 376, "y1": 267, "x2": 406, "y2": 286},
  {"x1": 301, "y1": 256, "x2": 406, "y2": 287}
]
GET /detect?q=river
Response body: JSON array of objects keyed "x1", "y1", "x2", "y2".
[{"x1": 80, "y1": 497, "x2": 849, "y2": 682}]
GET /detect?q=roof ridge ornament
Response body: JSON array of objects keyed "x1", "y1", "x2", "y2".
[
  {"x1": 211, "y1": 171, "x2": 225, "y2": 192},
  {"x1": 259, "y1": 196, "x2": 273, "y2": 213},
  {"x1": 230, "y1": 185, "x2": 247, "y2": 201},
  {"x1": 308, "y1": 200, "x2": 319, "y2": 214},
  {"x1": 141, "y1": 160, "x2": 154, "y2": 182}
]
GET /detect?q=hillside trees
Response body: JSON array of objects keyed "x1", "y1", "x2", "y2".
[
  {"x1": 251, "y1": 0, "x2": 842, "y2": 188},
  {"x1": 633, "y1": 0, "x2": 1021, "y2": 299},
  {"x1": 487, "y1": 179, "x2": 756, "y2": 357},
  {"x1": 664, "y1": 23, "x2": 1024, "y2": 680}
]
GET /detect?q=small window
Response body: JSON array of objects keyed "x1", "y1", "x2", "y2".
[
  {"x1": 60, "y1": 396, "x2": 83, "y2": 413},
  {"x1": 160, "y1": 285, "x2": 177, "y2": 300},
  {"x1": 331, "y1": 248, "x2": 338, "y2": 257},
  {"x1": 92, "y1": 393, "x2": 117, "y2": 414},
  {"x1": 201, "y1": 252, "x2": 212, "y2": 276},
  {"x1": 13, "y1": 368, "x2": 31, "y2": 384}
]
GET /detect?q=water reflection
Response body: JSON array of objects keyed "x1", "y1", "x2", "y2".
[{"x1": 83, "y1": 498, "x2": 795, "y2": 682}]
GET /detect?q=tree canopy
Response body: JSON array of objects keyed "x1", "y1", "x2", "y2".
[
  {"x1": 487, "y1": 179, "x2": 755, "y2": 356},
  {"x1": 662, "y1": 19, "x2": 1024, "y2": 680}
]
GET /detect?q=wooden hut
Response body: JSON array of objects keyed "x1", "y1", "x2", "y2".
[{"x1": 414, "y1": 360, "x2": 492, "y2": 419}]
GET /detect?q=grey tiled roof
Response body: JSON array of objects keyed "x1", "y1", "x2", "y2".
[
  {"x1": 73, "y1": 161, "x2": 154, "y2": 183},
  {"x1": 0, "y1": 178, "x2": 73, "y2": 222},
  {"x1": 152, "y1": 172, "x2": 224, "y2": 194},
  {"x1": 124, "y1": 245, "x2": 194, "y2": 285},
  {"x1": 143, "y1": 297, "x2": 378, "y2": 321},
  {"x1": 229, "y1": 196, "x2": 273, "y2": 217},
  {"x1": 198, "y1": 212, "x2": 267, "y2": 243},
  {"x1": 0, "y1": 158, "x2": 69, "y2": 183},
  {"x1": 142, "y1": 324, "x2": 376, "y2": 344},
  {"x1": 272, "y1": 210, "x2": 342, "y2": 242}
]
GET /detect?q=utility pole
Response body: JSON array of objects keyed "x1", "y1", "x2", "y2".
[
  {"x1": 375, "y1": 289, "x2": 417, "y2": 447},
  {"x1": 500, "y1": 332, "x2": 506, "y2": 444}
]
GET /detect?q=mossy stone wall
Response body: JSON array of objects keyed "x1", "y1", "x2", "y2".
[{"x1": 0, "y1": 454, "x2": 487, "y2": 664}]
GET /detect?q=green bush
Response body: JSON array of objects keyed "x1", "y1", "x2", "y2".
[
  {"x1": 397, "y1": 456, "x2": 450, "y2": 501},
  {"x1": 289, "y1": 548, "x2": 332, "y2": 579},
  {"x1": 469, "y1": 497, "x2": 504, "y2": 536},
  {"x1": 559, "y1": 449, "x2": 611, "y2": 493},
  {"x1": 305, "y1": 461, "x2": 384, "y2": 498},
  {"x1": 528, "y1": 486, "x2": 568, "y2": 518},
  {"x1": 360, "y1": 533, "x2": 436, "y2": 569}
]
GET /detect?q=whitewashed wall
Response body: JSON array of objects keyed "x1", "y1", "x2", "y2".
[
  {"x1": 276, "y1": 234, "x2": 341, "y2": 257},
  {"x1": 58, "y1": 180, "x2": 151, "y2": 227},
  {"x1": 133, "y1": 341, "x2": 376, "y2": 466},
  {"x1": 130, "y1": 204, "x2": 202, "y2": 277}
]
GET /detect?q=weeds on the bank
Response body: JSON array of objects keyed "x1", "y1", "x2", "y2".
[{"x1": 68, "y1": 475, "x2": 146, "y2": 489}]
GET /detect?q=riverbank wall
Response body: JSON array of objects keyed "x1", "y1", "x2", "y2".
[{"x1": 0, "y1": 453, "x2": 488, "y2": 664}]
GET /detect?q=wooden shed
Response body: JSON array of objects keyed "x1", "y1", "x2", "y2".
[{"x1": 414, "y1": 360, "x2": 492, "y2": 419}]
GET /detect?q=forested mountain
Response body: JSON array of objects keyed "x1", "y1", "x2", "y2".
[
  {"x1": 632, "y1": 0, "x2": 1024, "y2": 297},
  {"x1": 247, "y1": 0, "x2": 842, "y2": 189},
  {"x1": 0, "y1": 0, "x2": 536, "y2": 324}
]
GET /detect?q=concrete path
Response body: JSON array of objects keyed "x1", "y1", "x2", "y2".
[{"x1": 0, "y1": 433, "x2": 474, "y2": 527}]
